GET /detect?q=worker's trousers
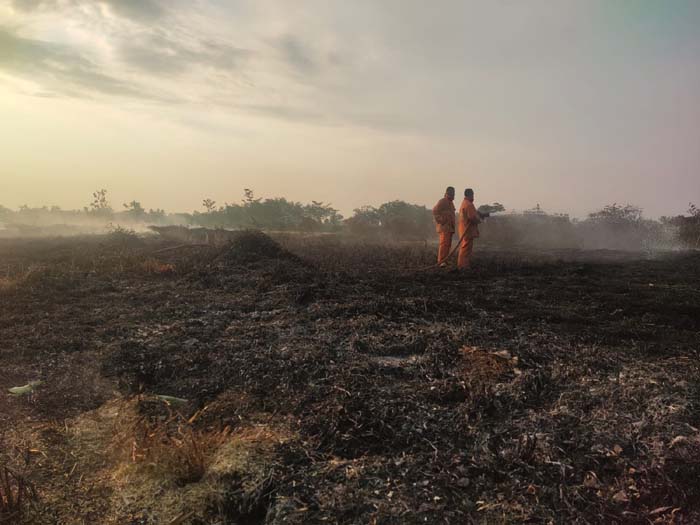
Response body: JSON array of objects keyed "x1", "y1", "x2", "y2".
[
  {"x1": 437, "y1": 232, "x2": 453, "y2": 264},
  {"x1": 457, "y1": 236, "x2": 475, "y2": 269}
]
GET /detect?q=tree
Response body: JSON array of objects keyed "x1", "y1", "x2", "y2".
[
  {"x1": 376, "y1": 200, "x2": 433, "y2": 239},
  {"x1": 147, "y1": 208, "x2": 167, "y2": 223},
  {"x1": 302, "y1": 201, "x2": 343, "y2": 230},
  {"x1": 346, "y1": 201, "x2": 432, "y2": 239},
  {"x1": 123, "y1": 200, "x2": 146, "y2": 221},
  {"x1": 202, "y1": 199, "x2": 217, "y2": 214},
  {"x1": 666, "y1": 203, "x2": 700, "y2": 248},
  {"x1": 92, "y1": 189, "x2": 110, "y2": 211},
  {"x1": 85, "y1": 189, "x2": 112, "y2": 217},
  {"x1": 580, "y1": 203, "x2": 664, "y2": 250},
  {"x1": 588, "y1": 203, "x2": 643, "y2": 225},
  {"x1": 478, "y1": 202, "x2": 506, "y2": 215},
  {"x1": 345, "y1": 206, "x2": 381, "y2": 236},
  {"x1": 243, "y1": 189, "x2": 261, "y2": 205}
]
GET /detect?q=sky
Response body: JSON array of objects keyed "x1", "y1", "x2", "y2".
[{"x1": 0, "y1": 0, "x2": 699, "y2": 218}]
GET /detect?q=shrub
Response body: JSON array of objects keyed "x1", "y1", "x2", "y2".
[
  {"x1": 577, "y1": 204, "x2": 665, "y2": 250},
  {"x1": 346, "y1": 201, "x2": 433, "y2": 240},
  {"x1": 666, "y1": 203, "x2": 700, "y2": 249},
  {"x1": 479, "y1": 206, "x2": 578, "y2": 249}
]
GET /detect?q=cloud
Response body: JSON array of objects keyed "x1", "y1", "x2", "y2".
[
  {"x1": 236, "y1": 103, "x2": 414, "y2": 134},
  {"x1": 6, "y1": 0, "x2": 697, "y2": 141},
  {"x1": 11, "y1": 0, "x2": 167, "y2": 21},
  {"x1": 102, "y1": 0, "x2": 165, "y2": 21},
  {"x1": 119, "y1": 33, "x2": 251, "y2": 76},
  {"x1": 274, "y1": 35, "x2": 318, "y2": 75},
  {"x1": 239, "y1": 103, "x2": 325, "y2": 124},
  {"x1": 11, "y1": 0, "x2": 46, "y2": 10},
  {"x1": 3, "y1": 1, "x2": 364, "y2": 128},
  {"x1": 0, "y1": 26, "x2": 169, "y2": 101}
]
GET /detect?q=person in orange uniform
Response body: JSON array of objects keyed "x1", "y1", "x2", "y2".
[
  {"x1": 432, "y1": 186, "x2": 456, "y2": 266},
  {"x1": 458, "y1": 188, "x2": 481, "y2": 270}
]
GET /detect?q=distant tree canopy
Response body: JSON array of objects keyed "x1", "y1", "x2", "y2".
[
  {"x1": 346, "y1": 200, "x2": 507, "y2": 240},
  {"x1": 346, "y1": 200, "x2": 433, "y2": 239},
  {"x1": 579, "y1": 203, "x2": 666, "y2": 250},
  {"x1": 190, "y1": 190, "x2": 343, "y2": 231},
  {"x1": 85, "y1": 189, "x2": 112, "y2": 217},
  {"x1": 663, "y1": 203, "x2": 700, "y2": 249},
  {"x1": 587, "y1": 203, "x2": 643, "y2": 225},
  {"x1": 346, "y1": 206, "x2": 381, "y2": 236},
  {"x1": 0, "y1": 190, "x2": 172, "y2": 228},
  {"x1": 202, "y1": 199, "x2": 217, "y2": 214},
  {"x1": 478, "y1": 202, "x2": 506, "y2": 216},
  {"x1": 681, "y1": 203, "x2": 700, "y2": 248},
  {"x1": 1, "y1": 190, "x2": 697, "y2": 250},
  {"x1": 479, "y1": 203, "x2": 577, "y2": 249},
  {"x1": 123, "y1": 200, "x2": 145, "y2": 220}
]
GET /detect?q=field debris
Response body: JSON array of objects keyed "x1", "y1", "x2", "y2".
[
  {"x1": 154, "y1": 394, "x2": 189, "y2": 406},
  {"x1": 8, "y1": 381, "x2": 42, "y2": 396},
  {"x1": 141, "y1": 258, "x2": 176, "y2": 275},
  {"x1": 0, "y1": 234, "x2": 699, "y2": 523},
  {"x1": 460, "y1": 346, "x2": 519, "y2": 381}
]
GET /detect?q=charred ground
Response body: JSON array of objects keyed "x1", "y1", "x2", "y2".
[{"x1": 1, "y1": 232, "x2": 699, "y2": 524}]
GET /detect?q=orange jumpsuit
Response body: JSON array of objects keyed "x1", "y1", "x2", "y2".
[
  {"x1": 432, "y1": 195, "x2": 456, "y2": 264},
  {"x1": 458, "y1": 198, "x2": 481, "y2": 269}
]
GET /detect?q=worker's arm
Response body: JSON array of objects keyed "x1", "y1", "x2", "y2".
[
  {"x1": 458, "y1": 204, "x2": 469, "y2": 229},
  {"x1": 433, "y1": 199, "x2": 448, "y2": 224},
  {"x1": 466, "y1": 204, "x2": 481, "y2": 225}
]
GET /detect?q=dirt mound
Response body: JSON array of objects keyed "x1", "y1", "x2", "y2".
[{"x1": 218, "y1": 230, "x2": 299, "y2": 264}]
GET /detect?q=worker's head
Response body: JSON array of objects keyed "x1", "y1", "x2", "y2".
[
  {"x1": 464, "y1": 188, "x2": 474, "y2": 201},
  {"x1": 445, "y1": 186, "x2": 455, "y2": 200}
]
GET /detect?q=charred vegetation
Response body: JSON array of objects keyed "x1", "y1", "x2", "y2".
[{"x1": 1, "y1": 232, "x2": 699, "y2": 523}]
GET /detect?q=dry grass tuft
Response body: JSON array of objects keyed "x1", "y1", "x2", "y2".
[
  {"x1": 0, "y1": 266, "x2": 44, "y2": 291},
  {"x1": 102, "y1": 397, "x2": 289, "y2": 523},
  {"x1": 131, "y1": 421, "x2": 230, "y2": 485},
  {"x1": 125, "y1": 413, "x2": 231, "y2": 485},
  {"x1": 140, "y1": 258, "x2": 176, "y2": 275},
  {"x1": 0, "y1": 465, "x2": 37, "y2": 523},
  {"x1": 0, "y1": 277, "x2": 14, "y2": 291},
  {"x1": 460, "y1": 346, "x2": 518, "y2": 384}
]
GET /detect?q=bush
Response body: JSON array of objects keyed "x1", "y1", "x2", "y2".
[
  {"x1": 479, "y1": 206, "x2": 578, "y2": 249},
  {"x1": 577, "y1": 204, "x2": 666, "y2": 250},
  {"x1": 346, "y1": 201, "x2": 432, "y2": 240},
  {"x1": 346, "y1": 206, "x2": 381, "y2": 237},
  {"x1": 665, "y1": 204, "x2": 700, "y2": 249},
  {"x1": 190, "y1": 191, "x2": 343, "y2": 231}
]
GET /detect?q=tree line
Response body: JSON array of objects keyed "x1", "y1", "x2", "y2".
[{"x1": 0, "y1": 190, "x2": 698, "y2": 249}]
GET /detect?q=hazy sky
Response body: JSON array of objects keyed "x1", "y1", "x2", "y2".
[{"x1": 1, "y1": 0, "x2": 699, "y2": 218}]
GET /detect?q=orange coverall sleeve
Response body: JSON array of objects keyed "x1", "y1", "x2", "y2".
[
  {"x1": 432, "y1": 199, "x2": 447, "y2": 224},
  {"x1": 459, "y1": 201, "x2": 480, "y2": 231},
  {"x1": 466, "y1": 203, "x2": 481, "y2": 225}
]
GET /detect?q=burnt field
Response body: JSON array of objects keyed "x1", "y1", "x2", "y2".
[{"x1": 1, "y1": 232, "x2": 699, "y2": 524}]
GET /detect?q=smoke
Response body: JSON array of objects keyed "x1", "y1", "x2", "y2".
[{"x1": 0, "y1": 200, "x2": 691, "y2": 252}]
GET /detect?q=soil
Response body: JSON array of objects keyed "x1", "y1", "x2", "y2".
[{"x1": 1, "y1": 232, "x2": 699, "y2": 524}]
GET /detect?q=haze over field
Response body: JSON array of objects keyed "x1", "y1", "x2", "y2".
[{"x1": 1, "y1": 0, "x2": 699, "y2": 217}]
